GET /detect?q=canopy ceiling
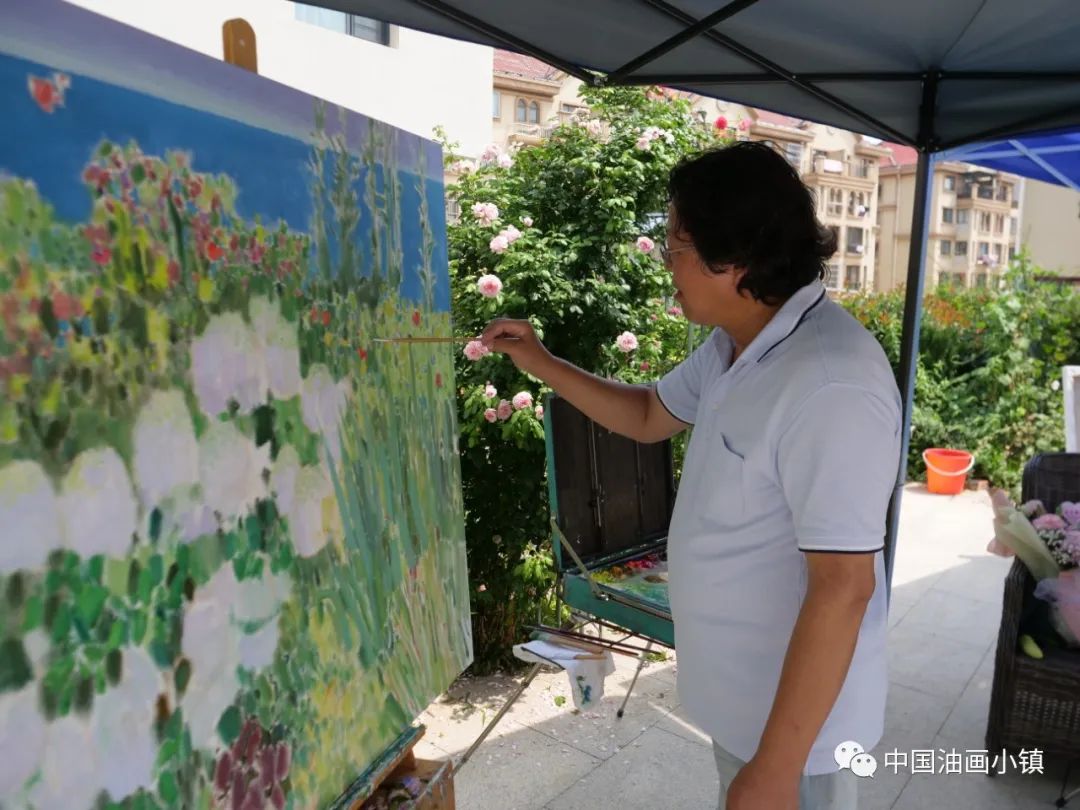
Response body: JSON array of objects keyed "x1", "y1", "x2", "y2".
[{"x1": 304, "y1": 0, "x2": 1080, "y2": 151}]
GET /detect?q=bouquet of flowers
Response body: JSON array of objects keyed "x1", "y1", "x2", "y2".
[{"x1": 988, "y1": 492, "x2": 1080, "y2": 650}]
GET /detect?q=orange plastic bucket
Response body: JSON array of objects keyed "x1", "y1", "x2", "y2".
[{"x1": 923, "y1": 448, "x2": 975, "y2": 495}]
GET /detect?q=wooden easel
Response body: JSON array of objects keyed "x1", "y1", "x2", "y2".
[{"x1": 219, "y1": 18, "x2": 455, "y2": 810}]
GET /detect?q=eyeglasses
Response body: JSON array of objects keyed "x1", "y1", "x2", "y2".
[{"x1": 659, "y1": 244, "x2": 694, "y2": 266}]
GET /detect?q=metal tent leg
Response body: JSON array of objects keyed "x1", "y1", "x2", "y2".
[{"x1": 617, "y1": 639, "x2": 654, "y2": 719}]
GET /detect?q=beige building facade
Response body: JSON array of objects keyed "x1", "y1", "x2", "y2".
[
  {"x1": 877, "y1": 155, "x2": 1021, "y2": 292},
  {"x1": 1020, "y1": 179, "x2": 1080, "y2": 277}
]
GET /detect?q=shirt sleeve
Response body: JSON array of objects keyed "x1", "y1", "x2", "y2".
[
  {"x1": 776, "y1": 383, "x2": 902, "y2": 553},
  {"x1": 654, "y1": 332, "x2": 719, "y2": 425}
]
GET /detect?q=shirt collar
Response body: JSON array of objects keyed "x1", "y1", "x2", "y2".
[{"x1": 727, "y1": 280, "x2": 827, "y2": 369}]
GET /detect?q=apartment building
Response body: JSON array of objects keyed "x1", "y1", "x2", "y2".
[
  {"x1": 1021, "y1": 179, "x2": 1080, "y2": 278},
  {"x1": 491, "y1": 51, "x2": 587, "y2": 148},
  {"x1": 877, "y1": 146, "x2": 1021, "y2": 292}
]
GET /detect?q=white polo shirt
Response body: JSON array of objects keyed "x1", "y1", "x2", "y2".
[{"x1": 656, "y1": 279, "x2": 901, "y2": 776}]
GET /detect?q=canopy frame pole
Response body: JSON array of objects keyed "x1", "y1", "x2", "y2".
[
  {"x1": 632, "y1": 0, "x2": 914, "y2": 146},
  {"x1": 1007, "y1": 139, "x2": 1080, "y2": 191},
  {"x1": 884, "y1": 71, "x2": 939, "y2": 597},
  {"x1": 606, "y1": 0, "x2": 763, "y2": 84}
]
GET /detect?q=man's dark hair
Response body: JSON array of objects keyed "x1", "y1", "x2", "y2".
[{"x1": 667, "y1": 141, "x2": 837, "y2": 305}]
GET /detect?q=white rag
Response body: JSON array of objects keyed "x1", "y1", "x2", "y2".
[{"x1": 512, "y1": 639, "x2": 616, "y2": 709}]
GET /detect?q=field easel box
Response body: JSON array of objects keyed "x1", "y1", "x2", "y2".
[{"x1": 544, "y1": 394, "x2": 676, "y2": 651}]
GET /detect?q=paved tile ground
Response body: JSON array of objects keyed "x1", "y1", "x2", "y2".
[{"x1": 416, "y1": 485, "x2": 1077, "y2": 809}]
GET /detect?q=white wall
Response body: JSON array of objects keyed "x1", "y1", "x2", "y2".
[
  {"x1": 1021, "y1": 178, "x2": 1080, "y2": 276},
  {"x1": 65, "y1": 0, "x2": 493, "y2": 157}
]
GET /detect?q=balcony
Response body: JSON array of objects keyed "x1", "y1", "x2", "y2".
[
  {"x1": 507, "y1": 122, "x2": 559, "y2": 146},
  {"x1": 958, "y1": 182, "x2": 1012, "y2": 207},
  {"x1": 807, "y1": 156, "x2": 875, "y2": 184}
]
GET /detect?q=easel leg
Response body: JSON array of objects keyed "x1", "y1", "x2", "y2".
[
  {"x1": 454, "y1": 662, "x2": 544, "y2": 774},
  {"x1": 1057, "y1": 759, "x2": 1078, "y2": 807},
  {"x1": 617, "y1": 640, "x2": 653, "y2": 719}
]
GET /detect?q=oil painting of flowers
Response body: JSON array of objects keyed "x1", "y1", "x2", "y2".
[{"x1": 0, "y1": 3, "x2": 471, "y2": 808}]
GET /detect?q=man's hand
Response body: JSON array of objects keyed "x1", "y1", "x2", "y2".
[
  {"x1": 726, "y1": 757, "x2": 799, "y2": 810},
  {"x1": 480, "y1": 318, "x2": 553, "y2": 378}
]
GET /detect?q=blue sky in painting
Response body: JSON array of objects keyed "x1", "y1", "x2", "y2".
[{"x1": 1, "y1": 53, "x2": 449, "y2": 310}]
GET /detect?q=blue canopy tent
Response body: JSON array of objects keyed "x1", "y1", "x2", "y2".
[
  {"x1": 943, "y1": 128, "x2": 1080, "y2": 191},
  {"x1": 302, "y1": 0, "x2": 1080, "y2": 592}
]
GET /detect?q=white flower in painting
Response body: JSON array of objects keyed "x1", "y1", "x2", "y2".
[
  {"x1": 31, "y1": 714, "x2": 99, "y2": 810},
  {"x1": 181, "y1": 572, "x2": 242, "y2": 748},
  {"x1": 132, "y1": 389, "x2": 199, "y2": 510},
  {"x1": 91, "y1": 647, "x2": 162, "y2": 801},
  {"x1": 191, "y1": 312, "x2": 267, "y2": 416},
  {"x1": 238, "y1": 617, "x2": 281, "y2": 670},
  {"x1": 301, "y1": 364, "x2": 351, "y2": 465},
  {"x1": 0, "y1": 685, "x2": 46, "y2": 802},
  {"x1": 233, "y1": 569, "x2": 292, "y2": 624},
  {"x1": 270, "y1": 445, "x2": 302, "y2": 515},
  {"x1": 60, "y1": 447, "x2": 138, "y2": 560},
  {"x1": 198, "y1": 421, "x2": 269, "y2": 526},
  {"x1": 250, "y1": 296, "x2": 301, "y2": 401},
  {"x1": 280, "y1": 464, "x2": 335, "y2": 558},
  {"x1": 0, "y1": 460, "x2": 62, "y2": 574},
  {"x1": 22, "y1": 629, "x2": 51, "y2": 677}
]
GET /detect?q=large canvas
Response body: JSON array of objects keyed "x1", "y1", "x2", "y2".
[{"x1": 0, "y1": 3, "x2": 471, "y2": 809}]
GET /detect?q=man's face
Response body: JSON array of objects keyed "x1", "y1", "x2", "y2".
[{"x1": 664, "y1": 208, "x2": 746, "y2": 327}]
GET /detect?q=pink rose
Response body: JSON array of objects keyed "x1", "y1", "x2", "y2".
[
  {"x1": 477, "y1": 273, "x2": 503, "y2": 298},
  {"x1": 489, "y1": 234, "x2": 509, "y2": 254},
  {"x1": 1061, "y1": 502, "x2": 1080, "y2": 527},
  {"x1": 640, "y1": 362, "x2": 650, "y2": 371},
  {"x1": 522, "y1": 216, "x2": 533, "y2": 228},
  {"x1": 463, "y1": 340, "x2": 490, "y2": 361},
  {"x1": 480, "y1": 143, "x2": 501, "y2": 163},
  {"x1": 738, "y1": 119, "x2": 750, "y2": 131},
  {"x1": 502, "y1": 225, "x2": 521, "y2": 244},
  {"x1": 512, "y1": 391, "x2": 533, "y2": 411},
  {"x1": 615, "y1": 331, "x2": 638, "y2": 353},
  {"x1": 497, "y1": 154, "x2": 514, "y2": 169},
  {"x1": 534, "y1": 405, "x2": 544, "y2": 420},
  {"x1": 471, "y1": 202, "x2": 499, "y2": 225},
  {"x1": 483, "y1": 408, "x2": 497, "y2": 423},
  {"x1": 496, "y1": 399, "x2": 512, "y2": 420},
  {"x1": 484, "y1": 383, "x2": 497, "y2": 399},
  {"x1": 1021, "y1": 499, "x2": 1046, "y2": 518},
  {"x1": 1033, "y1": 513, "x2": 1067, "y2": 532},
  {"x1": 635, "y1": 136, "x2": 651, "y2": 151},
  {"x1": 586, "y1": 120, "x2": 604, "y2": 138},
  {"x1": 714, "y1": 116, "x2": 728, "y2": 130},
  {"x1": 635, "y1": 236, "x2": 655, "y2": 253},
  {"x1": 667, "y1": 305, "x2": 683, "y2": 317}
]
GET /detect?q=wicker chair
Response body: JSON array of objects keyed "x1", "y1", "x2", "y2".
[{"x1": 985, "y1": 453, "x2": 1080, "y2": 765}]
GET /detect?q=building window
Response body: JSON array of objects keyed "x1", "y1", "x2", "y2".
[
  {"x1": 952, "y1": 273, "x2": 966, "y2": 288},
  {"x1": 957, "y1": 209, "x2": 970, "y2": 225},
  {"x1": 845, "y1": 265, "x2": 861, "y2": 290},
  {"x1": 1009, "y1": 245, "x2": 1018, "y2": 260},
  {"x1": 956, "y1": 241, "x2": 968, "y2": 256},
  {"x1": 827, "y1": 188, "x2": 844, "y2": 217},
  {"x1": 942, "y1": 207, "x2": 954, "y2": 224},
  {"x1": 825, "y1": 265, "x2": 840, "y2": 289},
  {"x1": 975, "y1": 273, "x2": 988, "y2": 288},
  {"x1": 992, "y1": 244, "x2": 1003, "y2": 263},
  {"x1": 782, "y1": 142, "x2": 803, "y2": 169},
  {"x1": 492, "y1": 90, "x2": 502, "y2": 119},
  {"x1": 944, "y1": 175, "x2": 956, "y2": 191},
  {"x1": 848, "y1": 191, "x2": 868, "y2": 217},
  {"x1": 515, "y1": 98, "x2": 527, "y2": 123},
  {"x1": 979, "y1": 211, "x2": 992, "y2": 232},
  {"x1": 295, "y1": 5, "x2": 391, "y2": 44},
  {"x1": 1010, "y1": 217, "x2": 1017, "y2": 236},
  {"x1": 854, "y1": 159, "x2": 871, "y2": 178},
  {"x1": 940, "y1": 240, "x2": 952, "y2": 256},
  {"x1": 528, "y1": 101, "x2": 540, "y2": 124},
  {"x1": 978, "y1": 241, "x2": 990, "y2": 256},
  {"x1": 845, "y1": 227, "x2": 864, "y2": 255}
]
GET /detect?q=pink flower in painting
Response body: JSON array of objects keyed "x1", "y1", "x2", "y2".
[
  {"x1": 484, "y1": 408, "x2": 498, "y2": 423},
  {"x1": 502, "y1": 225, "x2": 521, "y2": 244},
  {"x1": 489, "y1": 234, "x2": 510, "y2": 254},
  {"x1": 497, "y1": 399, "x2": 513, "y2": 421},
  {"x1": 1061, "y1": 502, "x2": 1080, "y2": 527},
  {"x1": 512, "y1": 391, "x2": 533, "y2": 411},
  {"x1": 1033, "y1": 513, "x2": 1067, "y2": 532},
  {"x1": 534, "y1": 405, "x2": 544, "y2": 420},
  {"x1": 615, "y1": 331, "x2": 639, "y2": 353},
  {"x1": 477, "y1": 274, "x2": 503, "y2": 298},
  {"x1": 635, "y1": 236, "x2": 655, "y2": 253},
  {"x1": 484, "y1": 383, "x2": 497, "y2": 399},
  {"x1": 522, "y1": 216, "x2": 533, "y2": 228},
  {"x1": 714, "y1": 116, "x2": 728, "y2": 130},
  {"x1": 471, "y1": 202, "x2": 499, "y2": 225},
  {"x1": 463, "y1": 340, "x2": 490, "y2": 361},
  {"x1": 27, "y1": 74, "x2": 66, "y2": 114},
  {"x1": 91, "y1": 245, "x2": 112, "y2": 266}
]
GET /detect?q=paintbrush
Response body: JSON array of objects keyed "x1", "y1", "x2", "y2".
[{"x1": 372, "y1": 336, "x2": 522, "y2": 344}]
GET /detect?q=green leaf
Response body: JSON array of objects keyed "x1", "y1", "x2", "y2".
[
  {"x1": 50, "y1": 602, "x2": 72, "y2": 643},
  {"x1": 77, "y1": 585, "x2": 109, "y2": 627},
  {"x1": 131, "y1": 611, "x2": 148, "y2": 644},
  {"x1": 159, "y1": 772, "x2": 178, "y2": 804},
  {"x1": 106, "y1": 648, "x2": 123, "y2": 685},
  {"x1": 217, "y1": 705, "x2": 242, "y2": 745},
  {"x1": 0, "y1": 638, "x2": 33, "y2": 691},
  {"x1": 22, "y1": 594, "x2": 44, "y2": 632},
  {"x1": 156, "y1": 738, "x2": 178, "y2": 768}
]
